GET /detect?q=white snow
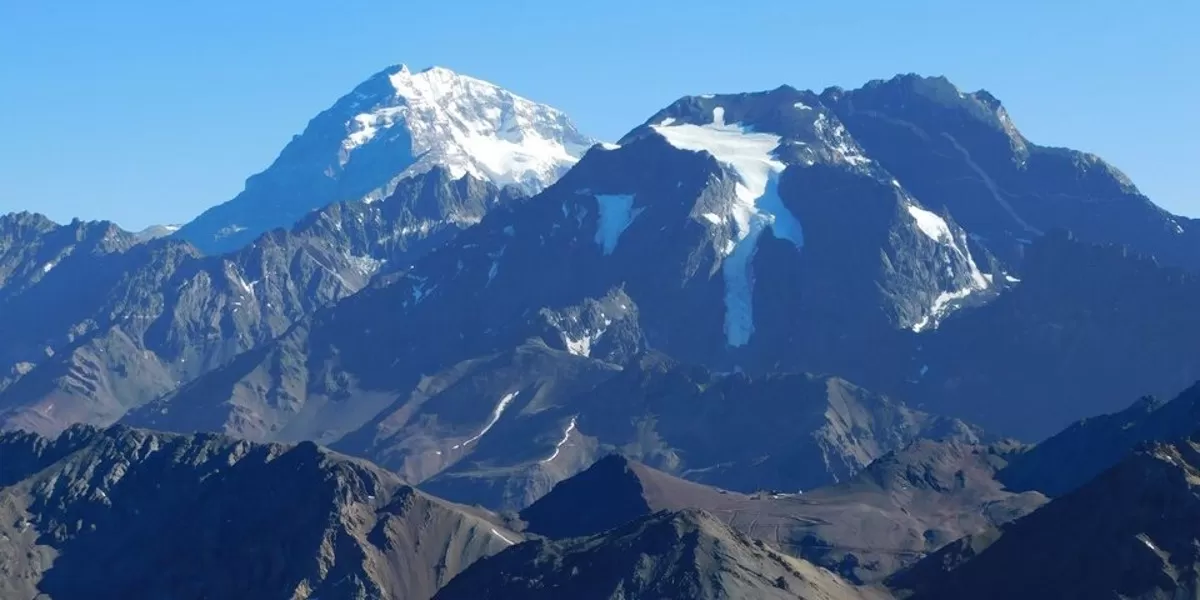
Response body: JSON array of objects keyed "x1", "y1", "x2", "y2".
[
  {"x1": 339, "y1": 65, "x2": 594, "y2": 195},
  {"x1": 490, "y1": 528, "x2": 516, "y2": 545},
  {"x1": 563, "y1": 325, "x2": 606, "y2": 357},
  {"x1": 451, "y1": 391, "x2": 520, "y2": 449},
  {"x1": 593, "y1": 194, "x2": 642, "y2": 255},
  {"x1": 813, "y1": 113, "x2": 871, "y2": 166},
  {"x1": 1004, "y1": 274, "x2": 1021, "y2": 283},
  {"x1": 346, "y1": 254, "x2": 385, "y2": 278},
  {"x1": 228, "y1": 267, "x2": 255, "y2": 297},
  {"x1": 904, "y1": 202, "x2": 992, "y2": 333},
  {"x1": 541, "y1": 417, "x2": 578, "y2": 464},
  {"x1": 652, "y1": 107, "x2": 804, "y2": 347},
  {"x1": 700, "y1": 212, "x2": 722, "y2": 225},
  {"x1": 911, "y1": 287, "x2": 978, "y2": 333},
  {"x1": 907, "y1": 204, "x2": 956, "y2": 243},
  {"x1": 216, "y1": 224, "x2": 247, "y2": 239},
  {"x1": 794, "y1": 101, "x2": 813, "y2": 111},
  {"x1": 41, "y1": 261, "x2": 57, "y2": 273}
]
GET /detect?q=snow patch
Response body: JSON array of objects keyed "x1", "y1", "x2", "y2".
[
  {"x1": 490, "y1": 528, "x2": 516, "y2": 545},
  {"x1": 229, "y1": 267, "x2": 255, "y2": 297},
  {"x1": 907, "y1": 204, "x2": 956, "y2": 243},
  {"x1": 814, "y1": 113, "x2": 871, "y2": 166},
  {"x1": 911, "y1": 287, "x2": 977, "y2": 333},
  {"x1": 41, "y1": 261, "x2": 57, "y2": 273},
  {"x1": 905, "y1": 202, "x2": 992, "y2": 332},
  {"x1": 346, "y1": 254, "x2": 385, "y2": 277},
  {"x1": 563, "y1": 327, "x2": 605, "y2": 357},
  {"x1": 593, "y1": 194, "x2": 642, "y2": 255},
  {"x1": 652, "y1": 108, "x2": 804, "y2": 347},
  {"x1": 452, "y1": 392, "x2": 520, "y2": 450},
  {"x1": 541, "y1": 417, "x2": 578, "y2": 464}
]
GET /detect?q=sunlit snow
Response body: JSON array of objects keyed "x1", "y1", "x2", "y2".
[
  {"x1": 652, "y1": 107, "x2": 804, "y2": 347},
  {"x1": 339, "y1": 66, "x2": 593, "y2": 193},
  {"x1": 540, "y1": 417, "x2": 577, "y2": 464},
  {"x1": 490, "y1": 528, "x2": 516, "y2": 545},
  {"x1": 451, "y1": 391, "x2": 520, "y2": 450},
  {"x1": 906, "y1": 203, "x2": 991, "y2": 332}
]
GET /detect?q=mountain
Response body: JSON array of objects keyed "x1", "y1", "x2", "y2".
[
  {"x1": 891, "y1": 434, "x2": 1200, "y2": 600},
  {"x1": 0, "y1": 168, "x2": 508, "y2": 436},
  {"x1": 826, "y1": 74, "x2": 1200, "y2": 273},
  {"x1": 155, "y1": 80, "x2": 1009, "y2": 452},
  {"x1": 175, "y1": 65, "x2": 594, "y2": 254},
  {"x1": 521, "y1": 444, "x2": 1044, "y2": 583},
  {"x1": 434, "y1": 509, "x2": 888, "y2": 600},
  {"x1": 902, "y1": 230, "x2": 1200, "y2": 439},
  {"x1": 998, "y1": 382, "x2": 1200, "y2": 496},
  {"x1": 145, "y1": 338, "x2": 976, "y2": 511},
  {"x1": 8, "y1": 72, "x2": 1198, "y2": 452},
  {"x1": 0, "y1": 425, "x2": 519, "y2": 600},
  {"x1": 0, "y1": 213, "x2": 144, "y2": 388}
]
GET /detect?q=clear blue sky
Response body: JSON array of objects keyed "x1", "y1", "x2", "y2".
[{"x1": 1, "y1": 1, "x2": 1195, "y2": 229}]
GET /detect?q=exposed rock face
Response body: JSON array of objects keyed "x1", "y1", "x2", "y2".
[
  {"x1": 893, "y1": 435, "x2": 1200, "y2": 600},
  {"x1": 0, "y1": 426, "x2": 518, "y2": 600},
  {"x1": 0, "y1": 169, "x2": 509, "y2": 436},
  {"x1": 826, "y1": 74, "x2": 1199, "y2": 272},
  {"x1": 521, "y1": 444, "x2": 1045, "y2": 583},
  {"x1": 999, "y1": 382, "x2": 1200, "y2": 496},
  {"x1": 904, "y1": 231, "x2": 1200, "y2": 439},
  {"x1": 434, "y1": 509, "x2": 890, "y2": 600}
]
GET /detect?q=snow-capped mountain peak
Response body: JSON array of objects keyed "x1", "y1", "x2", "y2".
[
  {"x1": 346, "y1": 65, "x2": 594, "y2": 193},
  {"x1": 175, "y1": 64, "x2": 594, "y2": 254}
]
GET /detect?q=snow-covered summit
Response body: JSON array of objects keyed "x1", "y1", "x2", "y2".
[
  {"x1": 590, "y1": 87, "x2": 995, "y2": 343},
  {"x1": 347, "y1": 65, "x2": 595, "y2": 195},
  {"x1": 176, "y1": 64, "x2": 594, "y2": 254}
]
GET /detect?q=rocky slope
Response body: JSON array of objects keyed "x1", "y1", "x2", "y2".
[
  {"x1": 175, "y1": 65, "x2": 594, "y2": 254},
  {"x1": 145, "y1": 337, "x2": 976, "y2": 511},
  {"x1": 827, "y1": 74, "x2": 1200, "y2": 272},
  {"x1": 0, "y1": 425, "x2": 518, "y2": 600},
  {"x1": 521, "y1": 444, "x2": 1044, "y2": 583},
  {"x1": 0, "y1": 169, "x2": 509, "y2": 436},
  {"x1": 0, "y1": 213, "x2": 141, "y2": 376},
  {"x1": 903, "y1": 230, "x2": 1200, "y2": 439},
  {"x1": 892, "y1": 435, "x2": 1200, "y2": 599},
  {"x1": 999, "y1": 381, "x2": 1200, "y2": 496},
  {"x1": 434, "y1": 509, "x2": 889, "y2": 600}
]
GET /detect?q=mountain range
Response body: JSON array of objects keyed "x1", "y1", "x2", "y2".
[{"x1": 2, "y1": 63, "x2": 1199, "y2": 599}]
